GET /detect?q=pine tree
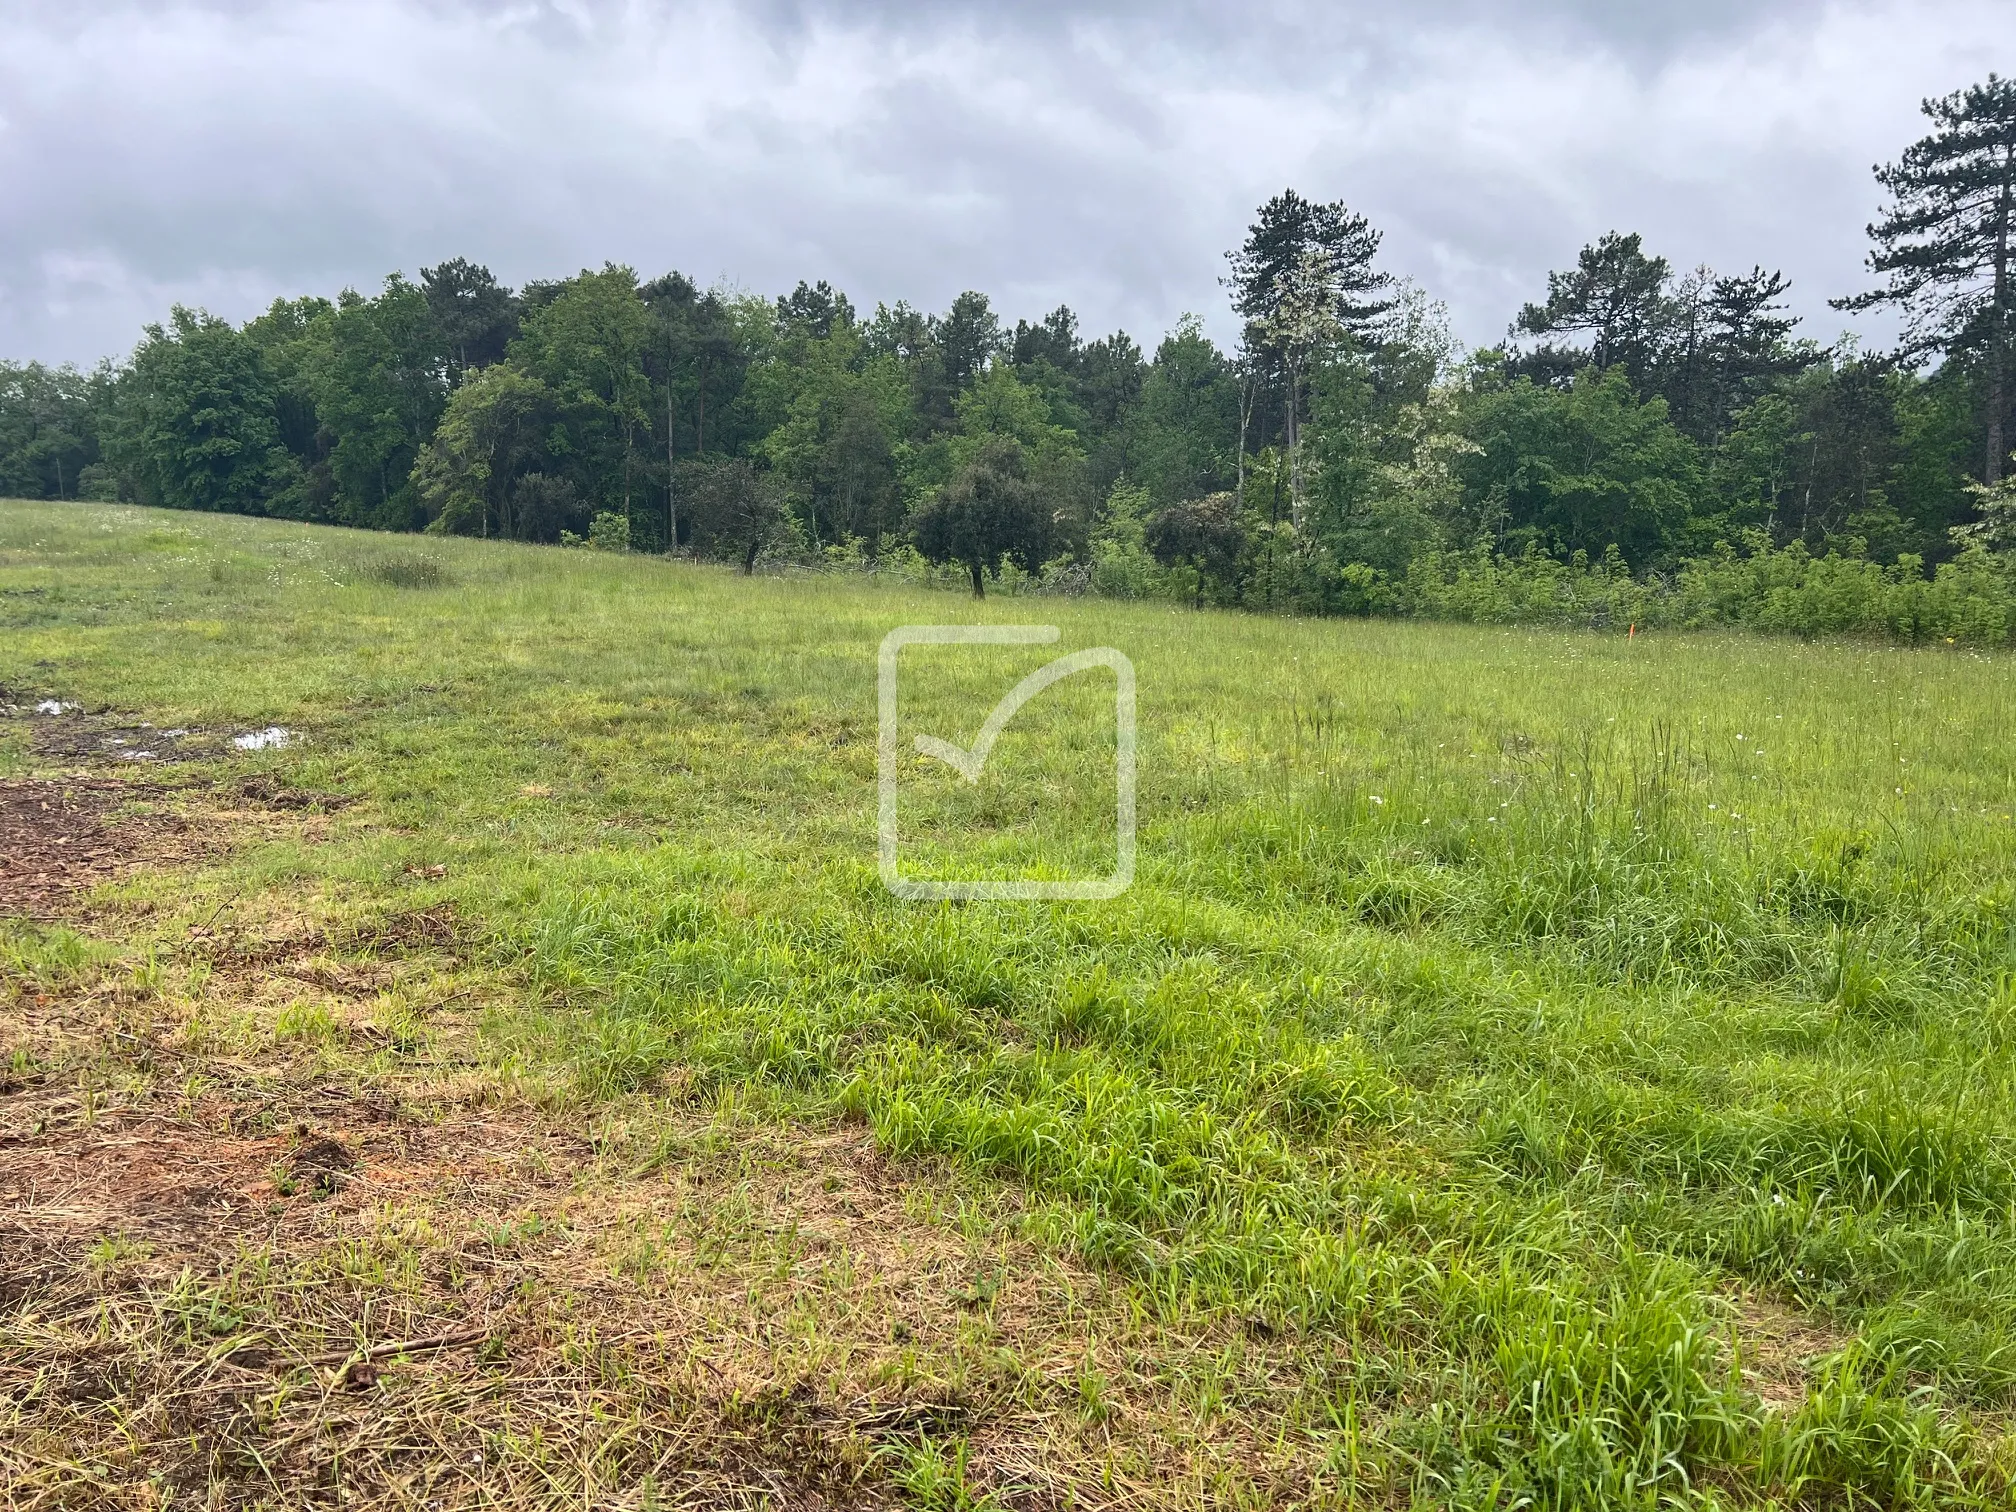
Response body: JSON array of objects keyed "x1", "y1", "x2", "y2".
[
  {"x1": 1835, "y1": 74, "x2": 2016, "y2": 483},
  {"x1": 1226, "y1": 191, "x2": 1391, "y2": 527},
  {"x1": 1226, "y1": 190, "x2": 1392, "y2": 341},
  {"x1": 1515, "y1": 231, "x2": 1673, "y2": 387},
  {"x1": 1703, "y1": 267, "x2": 1811, "y2": 438}
]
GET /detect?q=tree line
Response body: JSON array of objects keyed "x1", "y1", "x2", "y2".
[{"x1": 4, "y1": 73, "x2": 2015, "y2": 631}]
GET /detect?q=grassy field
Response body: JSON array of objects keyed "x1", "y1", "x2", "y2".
[{"x1": 6, "y1": 498, "x2": 2016, "y2": 1509}]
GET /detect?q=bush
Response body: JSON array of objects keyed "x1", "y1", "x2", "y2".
[
  {"x1": 586, "y1": 511, "x2": 631, "y2": 553},
  {"x1": 355, "y1": 551, "x2": 451, "y2": 588},
  {"x1": 75, "y1": 463, "x2": 123, "y2": 503},
  {"x1": 677, "y1": 457, "x2": 792, "y2": 573},
  {"x1": 1385, "y1": 536, "x2": 2016, "y2": 646}
]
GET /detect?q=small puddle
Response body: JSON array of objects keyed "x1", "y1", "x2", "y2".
[
  {"x1": 8, "y1": 702, "x2": 299, "y2": 764},
  {"x1": 26, "y1": 717, "x2": 209, "y2": 763}
]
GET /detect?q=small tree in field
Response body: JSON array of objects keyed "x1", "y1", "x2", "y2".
[
  {"x1": 1147, "y1": 491, "x2": 1248, "y2": 607},
  {"x1": 910, "y1": 437, "x2": 1050, "y2": 597},
  {"x1": 680, "y1": 456, "x2": 788, "y2": 573}
]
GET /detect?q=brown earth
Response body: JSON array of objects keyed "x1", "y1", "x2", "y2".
[
  {"x1": 0, "y1": 1044, "x2": 1364, "y2": 1510},
  {"x1": 0, "y1": 778, "x2": 201, "y2": 919},
  {"x1": 1, "y1": 891, "x2": 1366, "y2": 1511}
]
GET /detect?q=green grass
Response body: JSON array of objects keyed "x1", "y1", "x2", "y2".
[{"x1": 8, "y1": 497, "x2": 2016, "y2": 1507}]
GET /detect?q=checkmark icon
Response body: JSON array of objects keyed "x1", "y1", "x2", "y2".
[
  {"x1": 912, "y1": 648, "x2": 1124, "y2": 784},
  {"x1": 877, "y1": 625, "x2": 1136, "y2": 900}
]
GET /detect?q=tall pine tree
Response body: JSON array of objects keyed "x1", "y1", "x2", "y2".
[
  {"x1": 1515, "y1": 231, "x2": 1673, "y2": 389},
  {"x1": 1836, "y1": 74, "x2": 2016, "y2": 482},
  {"x1": 1227, "y1": 191, "x2": 1392, "y2": 525}
]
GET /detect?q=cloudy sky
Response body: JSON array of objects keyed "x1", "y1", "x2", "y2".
[{"x1": 0, "y1": 0, "x2": 2008, "y2": 367}]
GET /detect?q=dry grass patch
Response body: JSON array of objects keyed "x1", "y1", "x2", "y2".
[
  {"x1": 2, "y1": 1022, "x2": 1380, "y2": 1510},
  {"x1": 1732, "y1": 1292, "x2": 1854, "y2": 1414}
]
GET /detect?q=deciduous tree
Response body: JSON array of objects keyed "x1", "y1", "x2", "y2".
[
  {"x1": 911, "y1": 436, "x2": 1049, "y2": 596},
  {"x1": 1146, "y1": 491, "x2": 1247, "y2": 607},
  {"x1": 413, "y1": 364, "x2": 559, "y2": 539},
  {"x1": 109, "y1": 308, "x2": 292, "y2": 516}
]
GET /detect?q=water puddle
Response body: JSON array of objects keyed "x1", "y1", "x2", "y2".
[{"x1": 7, "y1": 700, "x2": 300, "y2": 763}]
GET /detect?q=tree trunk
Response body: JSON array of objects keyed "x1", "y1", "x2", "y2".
[
  {"x1": 1236, "y1": 369, "x2": 1253, "y2": 509},
  {"x1": 1993, "y1": 347, "x2": 2007, "y2": 487},
  {"x1": 1286, "y1": 363, "x2": 1304, "y2": 532},
  {"x1": 666, "y1": 389, "x2": 678, "y2": 552},
  {"x1": 742, "y1": 534, "x2": 760, "y2": 575},
  {"x1": 622, "y1": 422, "x2": 634, "y2": 532},
  {"x1": 969, "y1": 559, "x2": 985, "y2": 598},
  {"x1": 1990, "y1": 146, "x2": 2012, "y2": 485}
]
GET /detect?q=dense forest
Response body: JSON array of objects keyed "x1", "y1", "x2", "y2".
[{"x1": 6, "y1": 74, "x2": 2016, "y2": 638}]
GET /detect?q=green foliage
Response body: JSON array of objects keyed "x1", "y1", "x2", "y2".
[
  {"x1": 1515, "y1": 230, "x2": 1675, "y2": 390},
  {"x1": 1457, "y1": 367, "x2": 1706, "y2": 568},
  {"x1": 1227, "y1": 188, "x2": 1392, "y2": 346},
  {"x1": 302, "y1": 277, "x2": 449, "y2": 528},
  {"x1": 1118, "y1": 316, "x2": 1239, "y2": 513},
  {"x1": 1307, "y1": 288, "x2": 1464, "y2": 576},
  {"x1": 422, "y1": 257, "x2": 520, "y2": 381},
  {"x1": 754, "y1": 320, "x2": 907, "y2": 550},
  {"x1": 946, "y1": 364, "x2": 1081, "y2": 475},
  {"x1": 910, "y1": 435, "x2": 1051, "y2": 596},
  {"x1": 1084, "y1": 479, "x2": 1167, "y2": 599},
  {"x1": 413, "y1": 365, "x2": 565, "y2": 540},
  {"x1": 1953, "y1": 472, "x2": 2016, "y2": 552},
  {"x1": 586, "y1": 511, "x2": 630, "y2": 552},
  {"x1": 0, "y1": 360, "x2": 100, "y2": 500},
  {"x1": 677, "y1": 456, "x2": 791, "y2": 572},
  {"x1": 1145, "y1": 491, "x2": 1245, "y2": 607},
  {"x1": 1834, "y1": 73, "x2": 2016, "y2": 484},
  {"x1": 108, "y1": 307, "x2": 295, "y2": 517},
  {"x1": 512, "y1": 264, "x2": 658, "y2": 521},
  {"x1": 1396, "y1": 533, "x2": 2016, "y2": 643}
]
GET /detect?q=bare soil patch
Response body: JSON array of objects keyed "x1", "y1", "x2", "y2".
[
  {"x1": 0, "y1": 778, "x2": 201, "y2": 918},
  {"x1": 0, "y1": 1048, "x2": 1357, "y2": 1510},
  {"x1": 235, "y1": 773, "x2": 353, "y2": 812},
  {"x1": 1735, "y1": 1292, "x2": 1853, "y2": 1411},
  {"x1": 24, "y1": 708, "x2": 230, "y2": 764}
]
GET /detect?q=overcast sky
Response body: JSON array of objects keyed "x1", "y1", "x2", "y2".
[{"x1": 0, "y1": 0, "x2": 2008, "y2": 367}]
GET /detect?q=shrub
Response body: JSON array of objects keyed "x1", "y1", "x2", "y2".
[
  {"x1": 1384, "y1": 536, "x2": 2016, "y2": 646},
  {"x1": 357, "y1": 551, "x2": 451, "y2": 587},
  {"x1": 586, "y1": 511, "x2": 631, "y2": 553}
]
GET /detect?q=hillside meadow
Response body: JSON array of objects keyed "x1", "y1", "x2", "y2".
[{"x1": 6, "y1": 497, "x2": 2016, "y2": 1509}]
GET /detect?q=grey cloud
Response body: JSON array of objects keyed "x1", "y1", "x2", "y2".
[{"x1": 0, "y1": 0, "x2": 2008, "y2": 367}]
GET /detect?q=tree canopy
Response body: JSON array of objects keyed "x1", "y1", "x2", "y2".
[{"x1": 5, "y1": 70, "x2": 2013, "y2": 624}]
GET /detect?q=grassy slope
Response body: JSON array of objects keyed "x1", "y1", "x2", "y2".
[{"x1": 6, "y1": 498, "x2": 2016, "y2": 1508}]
